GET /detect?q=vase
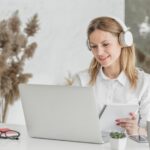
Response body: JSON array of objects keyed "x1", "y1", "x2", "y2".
[
  {"x1": 110, "y1": 136, "x2": 127, "y2": 150},
  {"x1": 0, "y1": 96, "x2": 4, "y2": 123},
  {"x1": 147, "y1": 120, "x2": 150, "y2": 148}
]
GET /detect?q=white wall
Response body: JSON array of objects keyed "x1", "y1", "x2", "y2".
[{"x1": 0, "y1": 0, "x2": 124, "y2": 124}]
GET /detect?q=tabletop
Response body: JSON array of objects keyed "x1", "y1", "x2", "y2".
[{"x1": 0, "y1": 123, "x2": 149, "y2": 150}]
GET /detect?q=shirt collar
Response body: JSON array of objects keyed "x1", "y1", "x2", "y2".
[{"x1": 99, "y1": 67, "x2": 128, "y2": 86}]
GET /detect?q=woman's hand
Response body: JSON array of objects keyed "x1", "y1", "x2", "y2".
[{"x1": 115, "y1": 112, "x2": 139, "y2": 135}]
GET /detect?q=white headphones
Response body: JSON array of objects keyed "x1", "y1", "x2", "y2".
[
  {"x1": 112, "y1": 17, "x2": 133, "y2": 47},
  {"x1": 87, "y1": 16, "x2": 133, "y2": 50}
]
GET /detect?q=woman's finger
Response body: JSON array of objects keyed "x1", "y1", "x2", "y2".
[
  {"x1": 117, "y1": 122, "x2": 135, "y2": 128},
  {"x1": 129, "y1": 112, "x2": 137, "y2": 120},
  {"x1": 116, "y1": 118, "x2": 135, "y2": 124}
]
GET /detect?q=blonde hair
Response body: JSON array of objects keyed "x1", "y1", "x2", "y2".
[{"x1": 87, "y1": 17, "x2": 138, "y2": 88}]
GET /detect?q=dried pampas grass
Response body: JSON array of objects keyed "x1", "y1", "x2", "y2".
[{"x1": 0, "y1": 10, "x2": 39, "y2": 122}]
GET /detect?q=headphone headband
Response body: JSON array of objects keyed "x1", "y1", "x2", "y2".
[{"x1": 110, "y1": 16, "x2": 129, "y2": 32}]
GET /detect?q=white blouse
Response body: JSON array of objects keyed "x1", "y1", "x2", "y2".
[{"x1": 73, "y1": 68, "x2": 150, "y2": 128}]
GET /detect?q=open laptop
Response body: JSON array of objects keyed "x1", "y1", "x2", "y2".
[{"x1": 19, "y1": 84, "x2": 105, "y2": 144}]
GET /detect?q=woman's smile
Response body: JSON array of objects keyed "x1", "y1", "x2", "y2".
[{"x1": 98, "y1": 55, "x2": 110, "y2": 65}]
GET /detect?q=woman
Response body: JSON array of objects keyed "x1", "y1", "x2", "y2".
[{"x1": 73, "y1": 16, "x2": 150, "y2": 136}]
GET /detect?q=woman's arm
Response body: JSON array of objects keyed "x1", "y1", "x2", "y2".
[{"x1": 116, "y1": 74, "x2": 150, "y2": 136}]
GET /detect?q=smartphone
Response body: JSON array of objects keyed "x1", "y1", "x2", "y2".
[{"x1": 129, "y1": 135, "x2": 148, "y2": 143}]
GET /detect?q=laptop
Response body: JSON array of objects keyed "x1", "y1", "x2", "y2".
[{"x1": 19, "y1": 84, "x2": 105, "y2": 144}]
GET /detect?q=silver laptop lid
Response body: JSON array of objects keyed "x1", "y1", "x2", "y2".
[{"x1": 19, "y1": 84, "x2": 103, "y2": 143}]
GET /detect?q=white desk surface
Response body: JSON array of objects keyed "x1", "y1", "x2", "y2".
[{"x1": 0, "y1": 124, "x2": 149, "y2": 150}]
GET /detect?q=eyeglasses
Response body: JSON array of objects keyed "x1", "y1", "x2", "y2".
[{"x1": 0, "y1": 128, "x2": 20, "y2": 140}]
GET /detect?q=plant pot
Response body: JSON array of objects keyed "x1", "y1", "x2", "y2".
[{"x1": 110, "y1": 137, "x2": 127, "y2": 150}]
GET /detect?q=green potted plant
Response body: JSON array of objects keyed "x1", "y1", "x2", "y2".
[{"x1": 110, "y1": 131, "x2": 127, "y2": 150}]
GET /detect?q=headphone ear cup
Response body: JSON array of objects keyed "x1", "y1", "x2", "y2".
[
  {"x1": 87, "y1": 40, "x2": 91, "y2": 51},
  {"x1": 119, "y1": 31, "x2": 133, "y2": 47}
]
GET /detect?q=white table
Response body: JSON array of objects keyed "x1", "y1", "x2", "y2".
[{"x1": 0, "y1": 124, "x2": 149, "y2": 150}]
